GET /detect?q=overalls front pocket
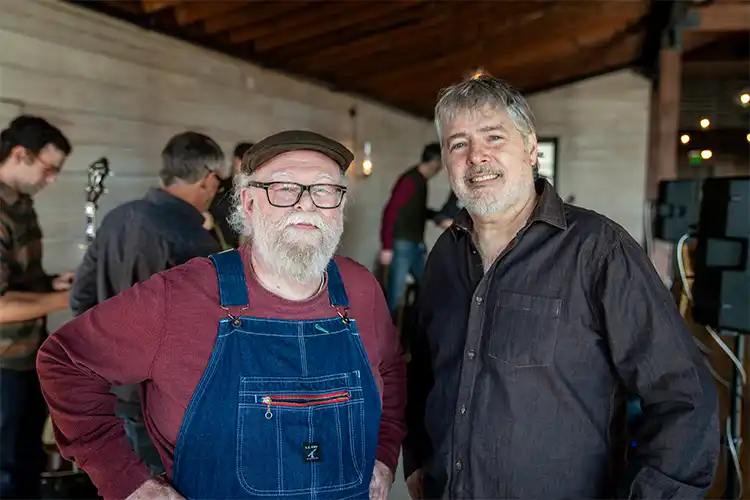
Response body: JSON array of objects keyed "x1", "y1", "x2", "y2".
[{"x1": 236, "y1": 371, "x2": 366, "y2": 496}]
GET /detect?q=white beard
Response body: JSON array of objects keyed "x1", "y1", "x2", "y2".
[{"x1": 251, "y1": 208, "x2": 343, "y2": 284}]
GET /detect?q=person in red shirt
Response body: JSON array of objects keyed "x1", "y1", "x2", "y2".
[
  {"x1": 36, "y1": 130, "x2": 406, "y2": 500},
  {"x1": 379, "y1": 144, "x2": 442, "y2": 319}
]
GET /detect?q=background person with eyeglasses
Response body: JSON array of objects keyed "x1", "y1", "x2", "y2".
[
  {"x1": 207, "y1": 141, "x2": 254, "y2": 249},
  {"x1": 0, "y1": 115, "x2": 74, "y2": 499},
  {"x1": 68, "y1": 130, "x2": 230, "y2": 476}
]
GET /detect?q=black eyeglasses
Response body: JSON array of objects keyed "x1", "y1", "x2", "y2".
[{"x1": 248, "y1": 181, "x2": 347, "y2": 209}]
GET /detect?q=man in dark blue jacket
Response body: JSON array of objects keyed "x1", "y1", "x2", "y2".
[{"x1": 69, "y1": 131, "x2": 228, "y2": 474}]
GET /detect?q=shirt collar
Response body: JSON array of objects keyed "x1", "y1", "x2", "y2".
[
  {"x1": 451, "y1": 178, "x2": 567, "y2": 239},
  {"x1": 145, "y1": 188, "x2": 205, "y2": 225}
]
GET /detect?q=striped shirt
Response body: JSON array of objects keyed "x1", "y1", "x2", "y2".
[{"x1": 0, "y1": 181, "x2": 53, "y2": 370}]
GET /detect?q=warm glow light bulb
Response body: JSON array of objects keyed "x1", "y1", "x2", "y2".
[
  {"x1": 741, "y1": 93, "x2": 750, "y2": 105},
  {"x1": 700, "y1": 149, "x2": 712, "y2": 160},
  {"x1": 746, "y1": 133, "x2": 750, "y2": 143},
  {"x1": 700, "y1": 118, "x2": 710, "y2": 129},
  {"x1": 362, "y1": 159, "x2": 372, "y2": 176},
  {"x1": 680, "y1": 134, "x2": 690, "y2": 144}
]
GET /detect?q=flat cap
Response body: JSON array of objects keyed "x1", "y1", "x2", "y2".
[{"x1": 241, "y1": 130, "x2": 354, "y2": 174}]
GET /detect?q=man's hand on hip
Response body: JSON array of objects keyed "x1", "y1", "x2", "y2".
[
  {"x1": 125, "y1": 478, "x2": 184, "y2": 500},
  {"x1": 369, "y1": 459, "x2": 394, "y2": 500}
]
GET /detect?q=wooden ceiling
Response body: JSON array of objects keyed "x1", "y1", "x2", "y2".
[{"x1": 67, "y1": 0, "x2": 748, "y2": 118}]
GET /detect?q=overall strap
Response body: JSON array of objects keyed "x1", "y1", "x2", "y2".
[
  {"x1": 325, "y1": 259, "x2": 350, "y2": 322},
  {"x1": 209, "y1": 249, "x2": 249, "y2": 307}
]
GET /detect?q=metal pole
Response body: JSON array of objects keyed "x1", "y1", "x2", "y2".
[{"x1": 724, "y1": 333, "x2": 744, "y2": 500}]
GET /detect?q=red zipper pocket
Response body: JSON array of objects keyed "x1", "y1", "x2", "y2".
[{"x1": 261, "y1": 390, "x2": 350, "y2": 419}]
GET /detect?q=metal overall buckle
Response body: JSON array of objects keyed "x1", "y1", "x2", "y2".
[
  {"x1": 222, "y1": 306, "x2": 248, "y2": 327},
  {"x1": 335, "y1": 306, "x2": 350, "y2": 324}
]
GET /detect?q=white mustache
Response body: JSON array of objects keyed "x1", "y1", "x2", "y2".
[{"x1": 283, "y1": 213, "x2": 328, "y2": 230}]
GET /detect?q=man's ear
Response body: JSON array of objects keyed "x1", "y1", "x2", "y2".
[
  {"x1": 11, "y1": 145, "x2": 31, "y2": 165},
  {"x1": 526, "y1": 135, "x2": 538, "y2": 167},
  {"x1": 240, "y1": 188, "x2": 253, "y2": 212}
]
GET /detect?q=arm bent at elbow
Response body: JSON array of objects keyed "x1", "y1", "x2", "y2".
[{"x1": 37, "y1": 273, "x2": 171, "y2": 499}]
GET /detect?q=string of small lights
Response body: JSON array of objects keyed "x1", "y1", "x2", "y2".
[{"x1": 680, "y1": 89, "x2": 750, "y2": 165}]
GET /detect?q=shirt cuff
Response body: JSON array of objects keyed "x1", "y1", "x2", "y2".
[
  {"x1": 376, "y1": 445, "x2": 399, "y2": 475},
  {"x1": 81, "y1": 445, "x2": 153, "y2": 499}
]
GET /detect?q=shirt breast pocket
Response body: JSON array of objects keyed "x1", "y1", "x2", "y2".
[{"x1": 487, "y1": 292, "x2": 563, "y2": 368}]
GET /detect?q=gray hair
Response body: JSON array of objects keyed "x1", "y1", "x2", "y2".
[
  {"x1": 159, "y1": 131, "x2": 228, "y2": 186},
  {"x1": 227, "y1": 167, "x2": 349, "y2": 238},
  {"x1": 434, "y1": 73, "x2": 540, "y2": 179}
]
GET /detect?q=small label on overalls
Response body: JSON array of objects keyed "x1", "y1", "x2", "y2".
[{"x1": 303, "y1": 442, "x2": 321, "y2": 462}]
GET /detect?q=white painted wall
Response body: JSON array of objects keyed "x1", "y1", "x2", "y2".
[
  {"x1": 0, "y1": 0, "x2": 438, "y2": 331},
  {"x1": 0, "y1": 1, "x2": 649, "y2": 336},
  {"x1": 527, "y1": 70, "x2": 651, "y2": 241}
]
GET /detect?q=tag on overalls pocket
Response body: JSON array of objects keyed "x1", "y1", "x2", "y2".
[{"x1": 302, "y1": 442, "x2": 321, "y2": 462}]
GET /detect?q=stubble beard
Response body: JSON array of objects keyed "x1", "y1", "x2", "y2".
[{"x1": 453, "y1": 166, "x2": 527, "y2": 217}]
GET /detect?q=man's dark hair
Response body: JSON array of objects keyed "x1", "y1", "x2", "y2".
[
  {"x1": 233, "y1": 142, "x2": 254, "y2": 160},
  {"x1": 421, "y1": 142, "x2": 441, "y2": 163},
  {"x1": 159, "y1": 131, "x2": 228, "y2": 186},
  {"x1": 0, "y1": 115, "x2": 72, "y2": 164}
]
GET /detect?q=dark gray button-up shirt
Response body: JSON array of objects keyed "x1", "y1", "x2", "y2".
[
  {"x1": 70, "y1": 187, "x2": 221, "y2": 416},
  {"x1": 404, "y1": 180, "x2": 719, "y2": 499}
]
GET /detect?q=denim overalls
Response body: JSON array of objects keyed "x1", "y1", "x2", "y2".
[{"x1": 171, "y1": 249, "x2": 382, "y2": 499}]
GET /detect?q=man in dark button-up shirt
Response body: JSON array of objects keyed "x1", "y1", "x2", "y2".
[
  {"x1": 403, "y1": 74, "x2": 719, "y2": 499},
  {"x1": 69, "y1": 131, "x2": 229, "y2": 474}
]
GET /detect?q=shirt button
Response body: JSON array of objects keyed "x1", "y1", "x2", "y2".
[
  {"x1": 475, "y1": 295, "x2": 483, "y2": 304},
  {"x1": 455, "y1": 459, "x2": 463, "y2": 471},
  {"x1": 459, "y1": 405, "x2": 467, "y2": 415},
  {"x1": 467, "y1": 349, "x2": 476, "y2": 359}
]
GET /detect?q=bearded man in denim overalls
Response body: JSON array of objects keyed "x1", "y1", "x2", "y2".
[{"x1": 37, "y1": 130, "x2": 406, "y2": 500}]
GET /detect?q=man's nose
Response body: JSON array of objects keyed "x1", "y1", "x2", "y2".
[
  {"x1": 468, "y1": 144, "x2": 488, "y2": 166},
  {"x1": 295, "y1": 189, "x2": 317, "y2": 211}
]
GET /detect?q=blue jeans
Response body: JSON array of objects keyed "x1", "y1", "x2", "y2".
[
  {"x1": 0, "y1": 368, "x2": 48, "y2": 499},
  {"x1": 386, "y1": 240, "x2": 426, "y2": 318}
]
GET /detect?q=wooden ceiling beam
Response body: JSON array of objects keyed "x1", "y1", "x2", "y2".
[
  {"x1": 682, "y1": 60, "x2": 750, "y2": 77},
  {"x1": 687, "y1": 2, "x2": 750, "y2": 32},
  {"x1": 313, "y1": 1, "x2": 551, "y2": 79},
  {"x1": 359, "y1": 1, "x2": 645, "y2": 90},
  {"x1": 140, "y1": 0, "x2": 183, "y2": 13},
  {"x1": 173, "y1": 1, "x2": 249, "y2": 26},
  {"x1": 289, "y1": 9, "x2": 461, "y2": 73},
  {"x1": 387, "y1": 31, "x2": 642, "y2": 118},
  {"x1": 104, "y1": 0, "x2": 143, "y2": 14},
  {"x1": 264, "y1": 1, "x2": 435, "y2": 61},
  {"x1": 203, "y1": 2, "x2": 309, "y2": 35},
  {"x1": 292, "y1": 1, "x2": 548, "y2": 74},
  {"x1": 510, "y1": 34, "x2": 642, "y2": 92},
  {"x1": 229, "y1": 2, "x2": 363, "y2": 45},
  {"x1": 253, "y1": 1, "x2": 424, "y2": 53}
]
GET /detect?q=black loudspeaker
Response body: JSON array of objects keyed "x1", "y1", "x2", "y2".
[
  {"x1": 653, "y1": 180, "x2": 701, "y2": 243},
  {"x1": 692, "y1": 176, "x2": 750, "y2": 333}
]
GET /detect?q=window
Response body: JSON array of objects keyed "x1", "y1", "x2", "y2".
[{"x1": 537, "y1": 138, "x2": 558, "y2": 186}]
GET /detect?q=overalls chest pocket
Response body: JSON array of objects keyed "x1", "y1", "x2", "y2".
[
  {"x1": 487, "y1": 291, "x2": 563, "y2": 368},
  {"x1": 236, "y1": 371, "x2": 366, "y2": 496}
]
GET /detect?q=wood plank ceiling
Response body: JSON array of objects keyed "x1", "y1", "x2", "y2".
[{"x1": 67, "y1": 0, "x2": 659, "y2": 118}]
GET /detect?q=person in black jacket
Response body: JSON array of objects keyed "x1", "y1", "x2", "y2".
[
  {"x1": 207, "y1": 141, "x2": 253, "y2": 249},
  {"x1": 69, "y1": 131, "x2": 229, "y2": 474}
]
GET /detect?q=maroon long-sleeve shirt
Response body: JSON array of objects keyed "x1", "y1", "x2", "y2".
[{"x1": 37, "y1": 245, "x2": 406, "y2": 499}]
